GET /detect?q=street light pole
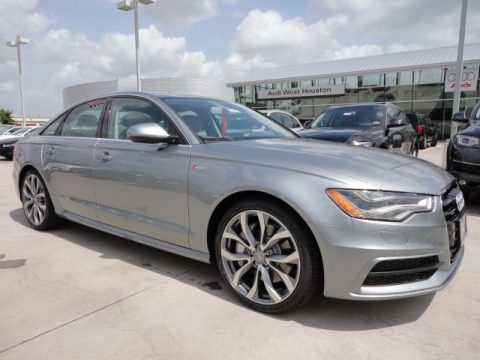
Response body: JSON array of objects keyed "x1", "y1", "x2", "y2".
[
  {"x1": 117, "y1": 0, "x2": 156, "y2": 92},
  {"x1": 451, "y1": 0, "x2": 469, "y2": 139},
  {"x1": 133, "y1": 0, "x2": 141, "y2": 91},
  {"x1": 6, "y1": 34, "x2": 29, "y2": 126}
]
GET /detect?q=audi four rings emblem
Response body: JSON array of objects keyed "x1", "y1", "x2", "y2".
[{"x1": 447, "y1": 71, "x2": 477, "y2": 82}]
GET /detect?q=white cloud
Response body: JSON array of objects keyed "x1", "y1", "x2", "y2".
[
  {"x1": 231, "y1": 9, "x2": 348, "y2": 65},
  {"x1": 0, "y1": 0, "x2": 54, "y2": 48},
  {"x1": 145, "y1": 0, "x2": 218, "y2": 27},
  {"x1": 333, "y1": 45, "x2": 383, "y2": 59},
  {"x1": 33, "y1": 25, "x2": 222, "y2": 90},
  {"x1": 309, "y1": 0, "x2": 480, "y2": 47}
]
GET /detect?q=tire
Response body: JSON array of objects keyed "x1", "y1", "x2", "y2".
[
  {"x1": 431, "y1": 135, "x2": 437, "y2": 147},
  {"x1": 419, "y1": 136, "x2": 427, "y2": 150},
  {"x1": 215, "y1": 198, "x2": 322, "y2": 314},
  {"x1": 20, "y1": 170, "x2": 62, "y2": 230}
]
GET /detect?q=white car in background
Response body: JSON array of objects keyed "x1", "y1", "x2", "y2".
[{"x1": 259, "y1": 109, "x2": 304, "y2": 132}]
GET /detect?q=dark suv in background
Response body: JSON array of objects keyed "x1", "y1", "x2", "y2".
[
  {"x1": 406, "y1": 113, "x2": 438, "y2": 149},
  {"x1": 447, "y1": 101, "x2": 480, "y2": 196},
  {"x1": 298, "y1": 103, "x2": 418, "y2": 156}
]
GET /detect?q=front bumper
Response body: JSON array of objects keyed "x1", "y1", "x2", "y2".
[
  {"x1": 449, "y1": 161, "x2": 480, "y2": 188},
  {"x1": 448, "y1": 142, "x2": 480, "y2": 187},
  {"x1": 0, "y1": 145, "x2": 14, "y2": 158},
  {"x1": 310, "y1": 189, "x2": 465, "y2": 300}
]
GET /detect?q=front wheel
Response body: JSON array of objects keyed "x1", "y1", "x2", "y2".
[
  {"x1": 21, "y1": 170, "x2": 62, "y2": 230},
  {"x1": 215, "y1": 199, "x2": 321, "y2": 314}
]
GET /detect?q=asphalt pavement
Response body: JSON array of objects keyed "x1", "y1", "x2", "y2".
[{"x1": 0, "y1": 142, "x2": 479, "y2": 360}]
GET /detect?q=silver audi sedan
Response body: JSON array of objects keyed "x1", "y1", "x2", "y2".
[{"x1": 13, "y1": 93, "x2": 465, "y2": 314}]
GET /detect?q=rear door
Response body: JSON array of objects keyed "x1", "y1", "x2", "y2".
[
  {"x1": 41, "y1": 99, "x2": 107, "y2": 220},
  {"x1": 92, "y1": 96, "x2": 191, "y2": 247}
]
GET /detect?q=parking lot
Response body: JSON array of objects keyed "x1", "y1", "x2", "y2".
[{"x1": 0, "y1": 143, "x2": 479, "y2": 360}]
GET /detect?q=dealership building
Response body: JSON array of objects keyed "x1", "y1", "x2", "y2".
[
  {"x1": 63, "y1": 77, "x2": 234, "y2": 108},
  {"x1": 228, "y1": 43, "x2": 480, "y2": 139}
]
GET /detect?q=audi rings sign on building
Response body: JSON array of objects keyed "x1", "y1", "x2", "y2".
[{"x1": 444, "y1": 69, "x2": 479, "y2": 92}]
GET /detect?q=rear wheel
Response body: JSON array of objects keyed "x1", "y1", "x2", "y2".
[
  {"x1": 21, "y1": 170, "x2": 62, "y2": 230},
  {"x1": 215, "y1": 199, "x2": 321, "y2": 314},
  {"x1": 431, "y1": 135, "x2": 437, "y2": 147}
]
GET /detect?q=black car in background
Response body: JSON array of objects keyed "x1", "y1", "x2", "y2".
[
  {"x1": 406, "y1": 113, "x2": 438, "y2": 149},
  {"x1": 0, "y1": 127, "x2": 40, "y2": 160},
  {"x1": 298, "y1": 103, "x2": 418, "y2": 156},
  {"x1": 447, "y1": 101, "x2": 480, "y2": 196}
]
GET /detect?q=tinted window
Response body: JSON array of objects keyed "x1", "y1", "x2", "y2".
[
  {"x1": 311, "y1": 106, "x2": 384, "y2": 129},
  {"x1": 270, "y1": 112, "x2": 297, "y2": 128},
  {"x1": 107, "y1": 97, "x2": 178, "y2": 140},
  {"x1": 42, "y1": 113, "x2": 67, "y2": 136},
  {"x1": 406, "y1": 114, "x2": 419, "y2": 126},
  {"x1": 163, "y1": 98, "x2": 294, "y2": 142},
  {"x1": 284, "y1": 114, "x2": 299, "y2": 128},
  {"x1": 474, "y1": 105, "x2": 480, "y2": 120},
  {"x1": 61, "y1": 100, "x2": 106, "y2": 137}
]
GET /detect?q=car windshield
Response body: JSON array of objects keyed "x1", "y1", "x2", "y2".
[
  {"x1": 5, "y1": 127, "x2": 26, "y2": 135},
  {"x1": 473, "y1": 106, "x2": 480, "y2": 122},
  {"x1": 10, "y1": 127, "x2": 31, "y2": 136},
  {"x1": 310, "y1": 106, "x2": 385, "y2": 129},
  {"x1": 162, "y1": 98, "x2": 296, "y2": 142}
]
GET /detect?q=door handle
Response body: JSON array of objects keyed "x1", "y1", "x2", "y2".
[
  {"x1": 45, "y1": 147, "x2": 56, "y2": 155},
  {"x1": 97, "y1": 152, "x2": 113, "y2": 161}
]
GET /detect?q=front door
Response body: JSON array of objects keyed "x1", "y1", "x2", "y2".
[{"x1": 92, "y1": 97, "x2": 191, "y2": 247}]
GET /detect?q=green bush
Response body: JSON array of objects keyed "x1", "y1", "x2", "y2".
[{"x1": 0, "y1": 109, "x2": 15, "y2": 125}]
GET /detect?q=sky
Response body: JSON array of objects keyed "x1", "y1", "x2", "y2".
[{"x1": 0, "y1": 0, "x2": 479, "y2": 118}]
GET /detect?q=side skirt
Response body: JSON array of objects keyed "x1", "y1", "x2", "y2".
[{"x1": 62, "y1": 211, "x2": 211, "y2": 264}]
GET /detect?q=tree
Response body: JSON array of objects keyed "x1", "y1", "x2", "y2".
[{"x1": 0, "y1": 109, "x2": 15, "y2": 125}]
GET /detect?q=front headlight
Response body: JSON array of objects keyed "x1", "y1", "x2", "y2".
[
  {"x1": 2, "y1": 144, "x2": 14, "y2": 148},
  {"x1": 456, "y1": 135, "x2": 480, "y2": 147},
  {"x1": 347, "y1": 139, "x2": 373, "y2": 147},
  {"x1": 326, "y1": 189, "x2": 434, "y2": 222}
]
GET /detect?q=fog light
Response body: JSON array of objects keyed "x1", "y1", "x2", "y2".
[{"x1": 459, "y1": 180, "x2": 467, "y2": 186}]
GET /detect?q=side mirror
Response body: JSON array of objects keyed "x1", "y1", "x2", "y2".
[
  {"x1": 388, "y1": 118, "x2": 406, "y2": 128},
  {"x1": 303, "y1": 120, "x2": 312, "y2": 128},
  {"x1": 452, "y1": 112, "x2": 469, "y2": 123},
  {"x1": 127, "y1": 123, "x2": 178, "y2": 144}
]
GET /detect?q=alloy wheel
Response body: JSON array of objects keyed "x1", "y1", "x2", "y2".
[
  {"x1": 220, "y1": 210, "x2": 301, "y2": 305},
  {"x1": 22, "y1": 174, "x2": 47, "y2": 226}
]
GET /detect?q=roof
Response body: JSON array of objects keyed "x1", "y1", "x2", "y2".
[{"x1": 228, "y1": 43, "x2": 480, "y2": 86}]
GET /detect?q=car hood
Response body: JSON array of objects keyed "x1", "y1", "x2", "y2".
[
  {"x1": 0, "y1": 136, "x2": 21, "y2": 144},
  {"x1": 457, "y1": 123, "x2": 480, "y2": 137},
  {"x1": 202, "y1": 138, "x2": 452, "y2": 195},
  {"x1": 298, "y1": 127, "x2": 375, "y2": 142},
  {"x1": 0, "y1": 135, "x2": 20, "y2": 141}
]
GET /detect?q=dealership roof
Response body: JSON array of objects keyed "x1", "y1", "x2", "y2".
[{"x1": 228, "y1": 43, "x2": 480, "y2": 86}]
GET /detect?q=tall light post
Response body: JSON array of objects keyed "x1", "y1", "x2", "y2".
[
  {"x1": 451, "y1": 0, "x2": 469, "y2": 139},
  {"x1": 6, "y1": 34, "x2": 30, "y2": 126},
  {"x1": 117, "y1": 0, "x2": 156, "y2": 92}
]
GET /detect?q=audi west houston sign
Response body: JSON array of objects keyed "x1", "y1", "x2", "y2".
[
  {"x1": 444, "y1": 69, "x2": 479, "y2": 92},
  {"x1": 257, "y1": 84, "x2": 345, "y2": 100}
]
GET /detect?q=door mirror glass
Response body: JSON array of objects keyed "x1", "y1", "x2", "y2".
[
  {"x1": 127, "y1": 123, "x2": 178, "y2": 144},
  {"x1": 388, "y1": 118, "x2": 406, "y2": 128},
  {"x1": 452, "y1": 112, "x2": 469, "y2": 123},
  {"x1": 303, "y1": 120, "x2": 312, "y2": 128}
]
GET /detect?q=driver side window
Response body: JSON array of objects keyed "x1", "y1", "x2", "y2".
[{"x1": 107, "y1": 97, "x2": 178, "y2": 140}]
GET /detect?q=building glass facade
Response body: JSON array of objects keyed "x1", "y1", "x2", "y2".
[{"x1": 232, "y1": 65, "x2": 480, "y2": 139}]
